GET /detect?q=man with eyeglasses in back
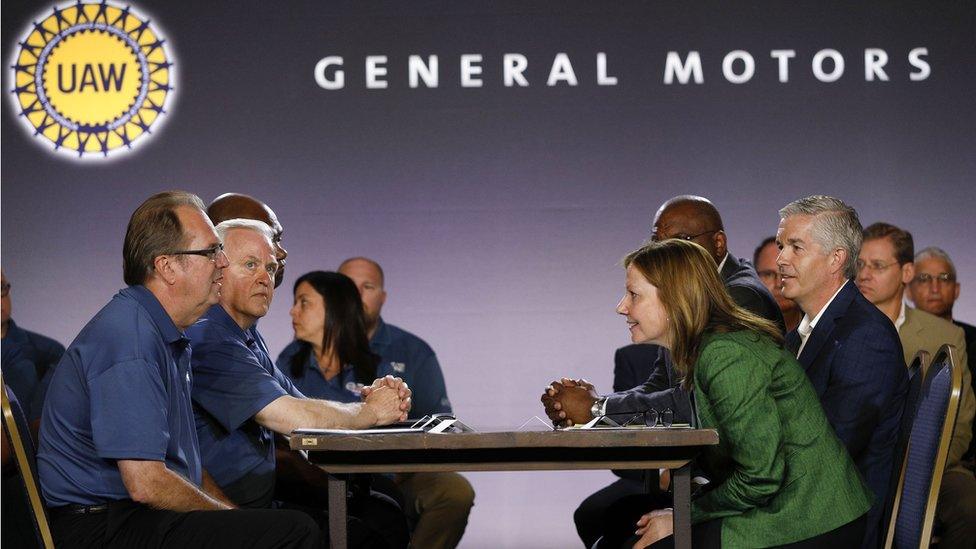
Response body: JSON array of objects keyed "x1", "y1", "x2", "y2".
[
  {"x1": 908, "y1": 247, "x2": 976, "y2": 388},
  {"x1": 909, "y1": 246, "x2": 976, "y2": 498},
  {"x1": 857, "y1": 224, "x2": 975, "y2": 549},
  {"x1": 36, "y1": 191, "x2": 320, "y2": 548}
]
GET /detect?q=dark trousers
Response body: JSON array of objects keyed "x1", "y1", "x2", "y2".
[
  {"x1": 592, "y1": 489, "x2": 673, "y2": 549},
  {"x1": 274, "y1": 474, "x2": 409, "y2": 548},
  {"x1": 576, "y1": 477, "x2": 654, "y2": 548},
  {"x1": 50, "y1": 500, "x2": 320, "y2": 549}
]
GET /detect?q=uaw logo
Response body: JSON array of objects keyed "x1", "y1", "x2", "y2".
[{"x1": 9, "y1": 1, "x2": 174, "y2": 160}]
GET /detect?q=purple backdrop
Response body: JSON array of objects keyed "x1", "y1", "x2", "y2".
[{"x1": 3, "y1": 1, "x2": 975, "y2": 546}]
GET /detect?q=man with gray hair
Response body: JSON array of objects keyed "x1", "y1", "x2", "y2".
[
  {"x1": 908, "y1": 247, "x2": 976, "y2": 508},
  {"x1": 187, "y1": 219, "x2": 411, "y2": 547},
  {"x1": 776, "y1": 195, "x2": 907, "y2": 549}
]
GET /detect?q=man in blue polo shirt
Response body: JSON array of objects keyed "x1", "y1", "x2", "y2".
[
  {"x1": 338, "y1": 257, "x2": 474, "y2": 549},
  {"x1": 36, "y1": 191, "x2": 318, "y2": 548},
  {"x1": 187, "y1": 219, "x2": 411, "y2": 548},
  {"x1": 1, "y1": 268, "x2": 65, "y2": 426}
]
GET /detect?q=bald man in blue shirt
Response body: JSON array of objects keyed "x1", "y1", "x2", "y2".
[{"x1": 337, "y1": 257, "x2": 474, "y2": 549}]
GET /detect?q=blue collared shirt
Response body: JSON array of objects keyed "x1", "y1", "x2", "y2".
[
  {"x1": 278, "y1": 318, "x2": 452, "y2": 417},
  {"x1": 37, "y1": 286, "x2": 202, "y2": 507},
  {"x1": 276, "y1": 343, "x2": 366, "y2": 404},
  {"x1": 187, "y1": 305, "x2": 304, "y2": 508},
  {"x1": 370, "y1": 318, "x2": 452, "y2": 417},
  {"x1": 2, "y1": 319, "x2": 65, "y2": 421}
]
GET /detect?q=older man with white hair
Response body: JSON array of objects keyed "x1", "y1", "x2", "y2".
[{"x1": 187, "y1": 218, "x2": 412, "y2": 548}]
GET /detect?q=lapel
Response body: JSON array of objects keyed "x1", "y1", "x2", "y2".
[
  {"x1": 900, "y1": 306, "x2": 923, "y2": 342},
  {"x1": 786, "y1": 330, "x2": 801, "y2": 356},
  {"x1": 899, "y1": 306, "x2": 928, "y2": 365},
  {"x1": 797, "y1": 280, "x2": 856, "y2": 369},
  {"x1": 719, "y1": 253, "x2": 740, "y2": 282}
]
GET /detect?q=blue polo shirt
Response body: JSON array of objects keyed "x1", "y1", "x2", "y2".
[
  {"x1": 276, "y1": 343, "x2": 366, "y2": 404},
  {"x1": 187, "y1": 305, "x2": 304, "y2": 508},
  {"x1": 37, "y1": 286, "x2": 202, "y2": 507},
  {"x1": 2, "y1": 319, "x2": 65, "y2": 421},
  {"x1": 278, "y1": 318, "x2": 452, "y2": 417}
]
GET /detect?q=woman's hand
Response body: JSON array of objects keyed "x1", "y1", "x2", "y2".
[{"x1": 632, "y1": 508, "x2": 673, "y2": 549}]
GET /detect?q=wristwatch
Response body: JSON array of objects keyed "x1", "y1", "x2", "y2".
[{"x1": 590, "y1": 396, "x2": 608, "y2": 419}]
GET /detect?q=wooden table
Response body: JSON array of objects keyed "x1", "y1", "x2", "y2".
[{"x1": 293, "y1": 428, "x2": 718, "y2": 549}]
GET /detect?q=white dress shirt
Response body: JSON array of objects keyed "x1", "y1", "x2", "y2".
[{"x1": 796, "y1": 280, "x2": 850, "y2": 359}]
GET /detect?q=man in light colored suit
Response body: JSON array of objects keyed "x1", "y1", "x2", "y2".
[{"x1": 856, "y1": 222, "x2": 975, "y2": 549}]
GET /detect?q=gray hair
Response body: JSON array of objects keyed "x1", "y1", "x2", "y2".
[
  {"x1": 215, "y1": 218, "x2": 275, "y2": 243},
  {"x1": 779, "y1": 195, "x2": 863, "y2": 279},
  {"x1": 914, "y1": 246, "x2": 956, "y2": 278}
]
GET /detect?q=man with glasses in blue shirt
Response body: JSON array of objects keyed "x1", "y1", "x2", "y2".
[{"x1": 36, "y1": 191, "x2": 318, "y2": 548}]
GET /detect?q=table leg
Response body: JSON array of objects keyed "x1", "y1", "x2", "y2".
[
  {"x1": 672, "y1": 464, "x2": 691, "y2": 549},
  {"x1": 328, "y1": 474, "x2": 347, "y2": 549}
]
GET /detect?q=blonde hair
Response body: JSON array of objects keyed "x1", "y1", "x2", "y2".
[{"x1": 624, "y1": 239, "x2": 782, "y2": 389}]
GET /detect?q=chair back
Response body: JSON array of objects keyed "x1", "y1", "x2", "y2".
[
  {"x1": 1, "y1": 375, "x2": 54, "y2": 548},
  {"x1": 880, "y1": 350, "x2": 928, "y2": 544},
  {"x1": 884, "y1": 344, "x2": 963, "y2": 549}
]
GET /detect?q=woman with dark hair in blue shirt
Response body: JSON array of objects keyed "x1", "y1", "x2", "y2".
[{"x1": 279, "y1": 271, "x2": 380, "y2": 399}]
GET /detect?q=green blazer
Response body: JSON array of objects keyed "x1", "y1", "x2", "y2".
[{"x1": 691, "y1": 330, "x2": 873, "y2": 548}]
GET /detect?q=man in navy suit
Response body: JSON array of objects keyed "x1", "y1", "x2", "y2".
[{"x1": 776, "y1": 196, "x2": 908, "y2": 549}]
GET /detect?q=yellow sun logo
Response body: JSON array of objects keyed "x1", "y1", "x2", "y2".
[{"x1": 9, "y1": 1, "x2": 174, "y2": 159}]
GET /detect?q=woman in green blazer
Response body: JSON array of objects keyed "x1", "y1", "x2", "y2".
[{"x1": 617, "y1": 239, "x2": 872, "y2": 548}]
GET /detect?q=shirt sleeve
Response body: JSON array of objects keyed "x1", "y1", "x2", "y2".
[
  {"x1": 410, "y1": 349, "x2": 452, "y2": 416},
  {"x1": 273, "y1": 364, "x2": 307, "y2": 400},
  {"x1": 191, "y1": 339, "x2": 290, "y2": 432},
  {"x1": 89, "y1": 358, "x2": 169, "y2": 460}
]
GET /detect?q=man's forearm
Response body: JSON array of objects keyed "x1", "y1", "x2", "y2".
[
  {"x1": 202, "y1": 469, "x2": 236, "y2": 508},
  {"x1": 257, "y1": 396, "x2": 376, "y2": 435},
  {"x1": 119, "y1": 460, "x2": 231, "y2": 512}
]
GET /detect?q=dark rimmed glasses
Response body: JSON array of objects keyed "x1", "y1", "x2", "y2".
[
  {"x1": 167, "y1": 243, "x2": 224, "y2": 262},
  {"x1": 622, "y1": 408, "x2": 675, "y2": 428}
]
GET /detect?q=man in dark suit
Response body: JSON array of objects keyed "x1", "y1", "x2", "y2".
[
  {"x1": 776, "y1": 196, "x2": 908, "y2": 549},
  {"x1": 540, "y1": 195, "x2": 784, "y2": 547}
]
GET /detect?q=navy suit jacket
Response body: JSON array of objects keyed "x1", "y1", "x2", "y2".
[
  {"x1": 953, "y1": 320, "x2": 976, "y2": 461},
  {"x1": 786, "y1": 280, "x2": 908, "y2": 549},
  {"x1": 606, "y1": 254, "x2": 784, "y2": 423}
]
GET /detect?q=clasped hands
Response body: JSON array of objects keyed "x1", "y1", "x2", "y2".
[
  {"x1": 540, "y1": 377, "x2": 600, "y2": 427},
  {"x1": 361, "y1": 375, "x2": 412, "y2": 424}
]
